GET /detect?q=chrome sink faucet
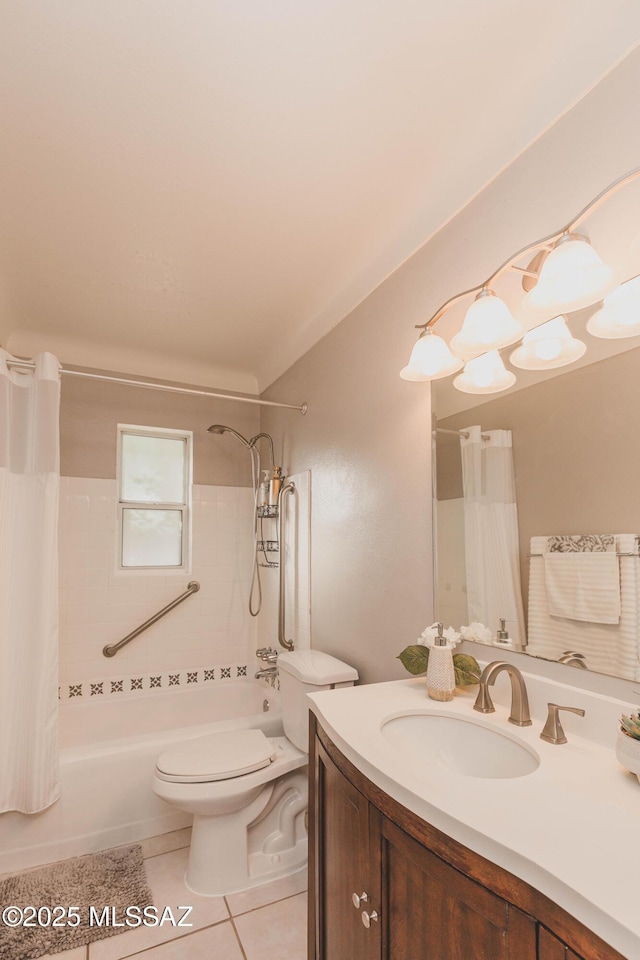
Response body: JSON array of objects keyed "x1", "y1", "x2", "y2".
[{"x1": 473, "y1": 661, "x2": 532, "y2": 727}]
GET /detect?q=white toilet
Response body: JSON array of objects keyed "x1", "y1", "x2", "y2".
[{"x1": 152, "y1": 650, "x2": 358, "y2": 896}]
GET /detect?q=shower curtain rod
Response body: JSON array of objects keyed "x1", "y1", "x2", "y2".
[
  {"x1": 435, "y1": 427, "x2": 490, "y2": 441},
  {"x1": 5, "y1": 359, "x2": 308, "y2": 413}
]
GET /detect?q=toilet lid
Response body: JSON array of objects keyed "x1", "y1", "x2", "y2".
[{"x1": 155, "y1": 729, "x2": 277, "y2": 783}]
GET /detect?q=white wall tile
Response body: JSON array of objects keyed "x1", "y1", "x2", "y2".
[{"x1": 59, "y1": 477, "x2": 258, "y2": 686}]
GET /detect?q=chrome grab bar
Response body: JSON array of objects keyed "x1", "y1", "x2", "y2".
[
  {"x1": 103, "y1": 580, "x2": 200, "y2": 657},
  {"x1": 278, "y1": 481, "x2": 296, "y2": 651}
]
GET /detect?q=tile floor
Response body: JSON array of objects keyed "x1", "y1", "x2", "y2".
[{"x1": 33, "y1": 828, "x2": 308, "y2": 960}]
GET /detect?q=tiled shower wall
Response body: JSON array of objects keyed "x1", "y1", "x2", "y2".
[{"x1": 58, "y1": 477, "x2": 258, "y2": 694}]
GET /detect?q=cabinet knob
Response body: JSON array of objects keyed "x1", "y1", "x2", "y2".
[
  {"x1": 351, "y1": 891, "x2": 369, "y2": 909},
  {"x1": 361, "y1": 910, "x2": 379, "y2": 928}
]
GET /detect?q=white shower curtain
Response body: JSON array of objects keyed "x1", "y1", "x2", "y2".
[
  {"x1": 460, "y1": 426, "x2": 526, "y2": 647},
  {"x1": 0, "y1": 350, "x2": 61, "y2": 814}
]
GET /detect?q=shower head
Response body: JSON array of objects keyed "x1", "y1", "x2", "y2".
[{"x1": 207, "y1": 424, "x2": 252, "y2": 448}]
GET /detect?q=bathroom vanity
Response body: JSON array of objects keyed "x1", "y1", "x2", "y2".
[{"x1": 307, "y1": 674, "x2": 639, "y2": 960}]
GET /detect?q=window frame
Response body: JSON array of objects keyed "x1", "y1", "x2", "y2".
[{"x1": 116, "y1": 424, "x2": 193, "y2": 572}]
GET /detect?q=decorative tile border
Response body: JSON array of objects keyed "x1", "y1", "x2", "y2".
[{"x1": 58, "y1": 663, "x2": 252, "y2": 701}]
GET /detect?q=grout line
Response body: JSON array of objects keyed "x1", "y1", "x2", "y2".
[
  {"x1": 141, "y1": 842, "x2": 190, "y2": 862},
  {"x1": 89, "y1": 917, "x2": 234, "y2": 960},
  {"x1": 229, "y1": 916, "x2": 249, "y2": 960},
  {"x1": 227, "y1": 887, "x2": 308, "y2": 918}
]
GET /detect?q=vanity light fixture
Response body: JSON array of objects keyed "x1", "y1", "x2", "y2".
[
  {"x1": 509, "y1": 316, "x2": 586, "y2": 370},
  {"x1": 453, "y1": 350, "x2": 516, "y2": 395},
  {"x1": 399, "y1": 329, "x2": 463, "y2": 381},
  {"x1": 522, "y1": 233, "x2": 616, "y2": 315},
  {"x1": 587, "y1": 274, "x2": 640, "y2": 339},
  {"x1": 399, "y1": 166, "x2": 640, "y2": 393},
  {"x1": 450, "y1": 289, "x2": 523, "y2": 358}
]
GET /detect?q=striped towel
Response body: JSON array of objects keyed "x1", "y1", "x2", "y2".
[
  {"x1": 526, "y1": 534, "x2": 640, "y2": 681},
  {"x1": 544, "y1": 552, "x2": 620, "y2": 624}
]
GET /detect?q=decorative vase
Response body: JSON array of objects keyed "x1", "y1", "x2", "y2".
[{"x1": 615, "y1": 730, "x2": 640, "y2": 784}]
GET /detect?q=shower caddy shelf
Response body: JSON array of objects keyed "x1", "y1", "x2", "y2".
[
  {"x1": 257, "y1": 502, "x2": 280, "y2": 568},
  {"x1": 257, "y1": 540, "x2": 278, "y2": 552},
  {"x1": 257, "y1": 504, "x2": 279, "y2": 519}
]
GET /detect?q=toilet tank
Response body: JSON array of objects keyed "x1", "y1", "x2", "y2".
[{"x1": 277, "y1": 650, "x2": 358, "y2": 752}]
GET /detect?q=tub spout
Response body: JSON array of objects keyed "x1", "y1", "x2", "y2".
[{"x1": 255, "y1": 666, "x2": 277, "y2": 680}]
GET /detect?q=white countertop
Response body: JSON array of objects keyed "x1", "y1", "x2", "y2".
[{"x1": 308, "y1": 672, "x2": 640, "y2": 959}]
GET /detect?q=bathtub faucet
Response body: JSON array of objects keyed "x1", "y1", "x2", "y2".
[
  {"x1": 255, "y1": 665, "x2": 278, "y2": 680},
  {"x1": 256, "y1": 647, "x2": 278, "y2": 664}
]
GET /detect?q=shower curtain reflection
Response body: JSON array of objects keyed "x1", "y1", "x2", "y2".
[{"x1": 460, "y1": 426, "x2": 526, "y2": 647}]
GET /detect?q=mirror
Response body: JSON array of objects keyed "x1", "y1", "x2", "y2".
[{"x1": 432, "y1": 327, "x2": 640, "y2": 682}]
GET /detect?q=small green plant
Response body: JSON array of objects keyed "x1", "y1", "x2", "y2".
[
  {"x1": 620, "y1": 712, "x2": 640, "y2": 740},
  {"x1": 397, "y1": 645, "x2": 480, "y2": 687}
]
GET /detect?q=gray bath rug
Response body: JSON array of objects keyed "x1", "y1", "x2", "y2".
[{"x1": 0, "y1": 844, "x2": 153, "y2": 959}]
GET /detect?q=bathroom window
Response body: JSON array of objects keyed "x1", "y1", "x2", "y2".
[{"x1": 117, "y1": 425, "x2": 192, "y2": 569}]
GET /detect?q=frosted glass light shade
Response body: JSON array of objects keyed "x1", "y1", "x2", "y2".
[
  {"x1": 510, "y1": 316, "x2": 586, "y2": 370},
  {"x1": 523, "y1": 235, "x2": 615, "y2": 315},
  {"x1": 400, "y1": 330, "x2": 463, "y2": 381},
  {"x1": 453, "y1": 350, "x2": 516, "y2": 395},
  {"x1": 450, "y1": 291, "x2": 523, "y2": 358},
  {"x1": 587, "y1": 274, "x2": 640, "y2": 339}
]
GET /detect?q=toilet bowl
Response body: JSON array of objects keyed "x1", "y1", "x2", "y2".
[{"x1": 152, "y1": 649, "x2": 358, "y2": 896}]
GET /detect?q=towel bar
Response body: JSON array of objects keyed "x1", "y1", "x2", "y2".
[{"x1": 528, "y1": 552, "x2": 639, "y2": 558}]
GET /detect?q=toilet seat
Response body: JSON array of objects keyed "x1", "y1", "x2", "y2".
[{"x1": 155, "y1": 729, "x2": 277, "y2": 784}]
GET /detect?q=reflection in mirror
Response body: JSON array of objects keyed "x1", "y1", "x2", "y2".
[{"x1": 433, "y1": 339, "x2": 640, "y2": 682}]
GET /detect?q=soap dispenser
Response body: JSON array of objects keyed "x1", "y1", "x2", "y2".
[
  {"x1": 269, "y1": 466, "x2": 284, "y2": 506},
  {"x1": 494, "y1": 618, "x2": 514, "y2": 649},
  {"x1": 426, "y1": 623, "x2": 455, "y2": 702}
]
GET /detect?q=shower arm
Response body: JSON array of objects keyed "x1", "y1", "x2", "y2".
[
  {"x1": 278, "y1": 481, "x2": 296, "y2": 651},
  {"x1": 250, "y1": 432, "x2": 275, "y2": 471}
]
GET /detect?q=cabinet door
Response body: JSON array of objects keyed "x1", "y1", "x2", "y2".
[
  {"x1": 538, "y1": 927, "x2": 584, "y2": 960},
  {"x1": 378, "y1": 818, "x2": 536, "y2": 960},
  {"x1": 312, "y1": 740, "x2": 380, "y2": 960}
]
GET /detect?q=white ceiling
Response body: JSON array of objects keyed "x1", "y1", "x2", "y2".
[{"x1": 2, "y1": 1, "x2": 640, "y2": 393}]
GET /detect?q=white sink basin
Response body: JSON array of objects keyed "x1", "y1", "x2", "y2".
[{"x1": 381, "y1": 712, "x2": 540, "y2": 779}]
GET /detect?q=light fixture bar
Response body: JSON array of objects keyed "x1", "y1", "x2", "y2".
[
  {"x1": 415, "y1": 165, "x2": 640, "y2": 332},
  {"x1": 510, "y1": 266, "x2": 540, "y2": 279}
]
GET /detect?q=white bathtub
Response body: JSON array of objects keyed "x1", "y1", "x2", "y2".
[{"x1": 0, "y1": 680, "x2": 282, "y2": 874}]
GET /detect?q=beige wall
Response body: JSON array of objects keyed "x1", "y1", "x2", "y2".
[
  {"x1": 260, "y1": 49, "x2": 640, "y2": 683},
  {"x1": 60, "y1": 372, "x2": 259, "y2": 485},
  {"x1": 439, "y1": 344, "x2": 640, "y2": 612},
  {"x1": 260, "y1": 314, "x2": 433, "y2": 684}
]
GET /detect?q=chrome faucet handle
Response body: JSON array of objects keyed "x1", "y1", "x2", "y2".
[
  {"x1": 558, "y1": 651, "x2": 587, "y2": 669},
  {"x1": 473, "y1": 678, "x2": 496, "y2": 714},
  {"x1": 540, "y1": 703, "x2": 586, "y2": 745},
  {"x1": 256, "y1": 647, "x2": 278, "y2": 662}
]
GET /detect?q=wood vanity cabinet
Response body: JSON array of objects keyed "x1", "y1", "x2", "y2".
[
  {"x1": 309, "y1": 715, "x2": 626, "y2": 960},
  {"x1": 538, "y1": 927, "x2": 584, "y2": 960}
]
